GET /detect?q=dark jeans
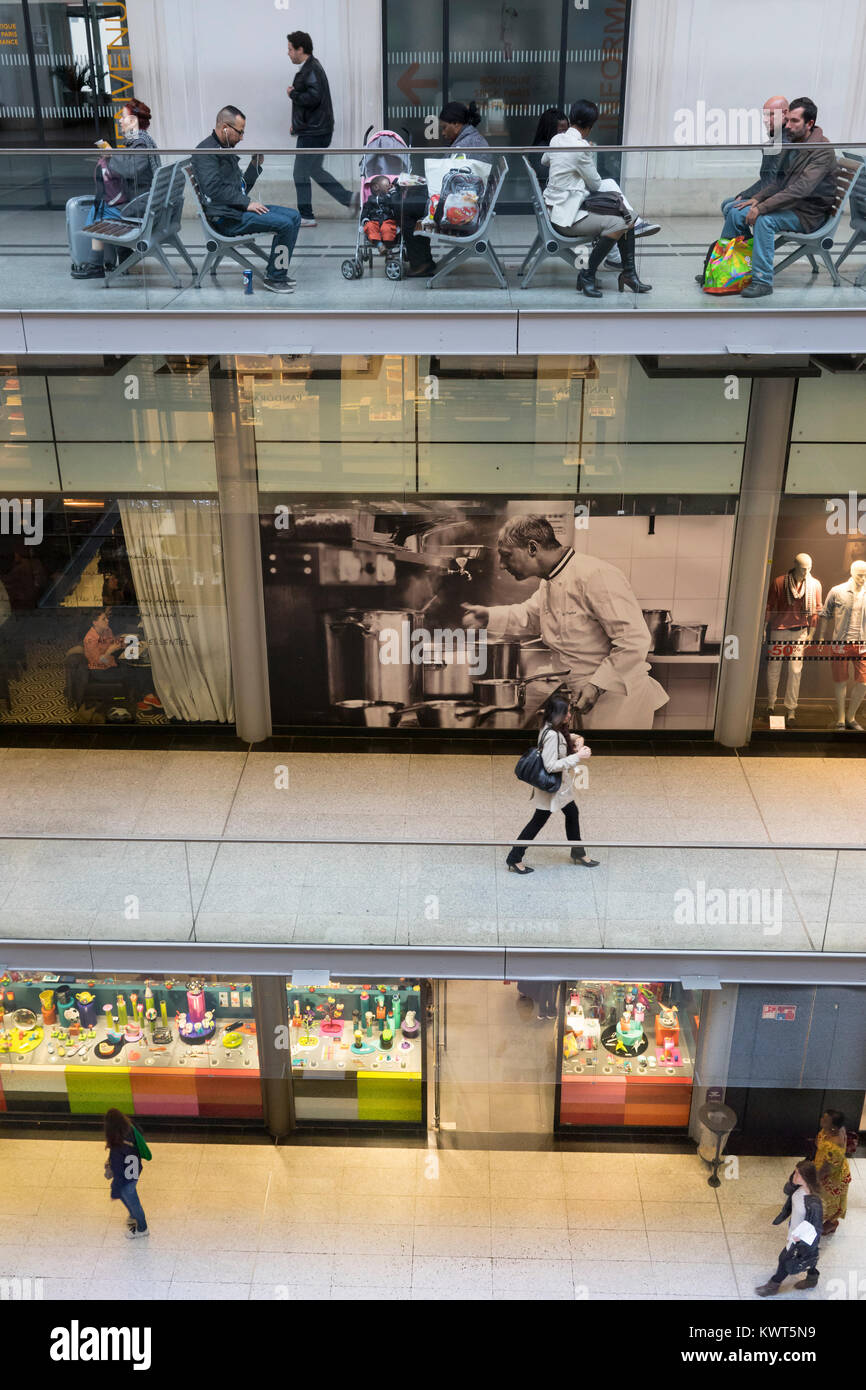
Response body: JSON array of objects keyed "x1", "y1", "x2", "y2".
[
  {"x1": 769, "y1": 1247, "x2": 819, "y2": 1285},
  {"x1": 118, "y1": 1179, "x2": 147, "y2": 1231},
  {"x1": 507, "y1": 800, "x2": 583, "y2": 864},
  {"x1": 400, "y1": 184, "x2": 434, "y2": 268},
  {"x1": 214, "y1": 206, "x2": 301, "y2": 280},
  {"x1": 294, "y1": 131, "x2": 352, "y2": 218}
]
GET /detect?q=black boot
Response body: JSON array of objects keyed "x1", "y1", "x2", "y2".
[
  {"x1": 617, "y1": 228, "x2": 652, "y2": 293},
  {"x1": 576, "y1": 235, "x2": 618, "y2": 297}
]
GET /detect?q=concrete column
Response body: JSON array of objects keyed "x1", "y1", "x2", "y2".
[
  {"x1": 715, "y1": 378, "x2": 795, "y2": 748},
  {"x1": 252, "y1": 975, "x2": 294, "y2": 1138},
  {"x1": 210, "y1": 366, "x2": 272, "y2": 744},
  {"x1": 689, "y1": 983, "x2": 738, "y2": 1152}
]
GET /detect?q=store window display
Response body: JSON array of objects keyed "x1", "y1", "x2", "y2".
[
  {"x1": 287, "y1": 978, "x2": 425, "y2": 1126},
  {"x1": 0, "y1": 970, "x2": 262, "y2": 1120},
  {"x1": 556, "y1": 980, "x2": 703, "y2": 1130},
  {"x1": 765, "y1": 553, "x2": 822, "y2": 726},
  {"x1": 817, "y1": 560, "x2": 866, "y2": 730}
]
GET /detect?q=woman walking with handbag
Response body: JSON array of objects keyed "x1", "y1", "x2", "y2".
[
  {"x1": 506, "y1": 693, "x2": 598, "y2": 875},
  {"x1": 755, "y1": 1161, "x2": 823, "y2": 1295}
]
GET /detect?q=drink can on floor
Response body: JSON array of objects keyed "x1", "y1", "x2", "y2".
[{"x1": 243, "y1": 270, "x2": 253, "y2": 294}]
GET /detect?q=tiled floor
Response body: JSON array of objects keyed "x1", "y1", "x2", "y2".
[
  {"x1": 0, "y1": 746, "x2": 863, "y2": 951},
  {"x1": 0, "y1": 1134, "x2": 862, "y2": 1300},
  {"x1": 3, "y1": 212, "x2": 866, "y2": 313}
]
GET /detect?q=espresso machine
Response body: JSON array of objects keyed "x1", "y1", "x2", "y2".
[{"x1": 261, "y1": 505, "x2": 465, "y2": 726}]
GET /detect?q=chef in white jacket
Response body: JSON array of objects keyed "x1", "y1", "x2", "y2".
[{"x1": 462, "y1": 514, "x2": 668, "y2": 729}]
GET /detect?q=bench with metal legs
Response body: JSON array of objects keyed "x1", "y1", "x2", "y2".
[
  {"x1": 424, "y1": 155, "x2": 510, "y2": 289},
  {"x1": 772, "y1": 155, "x2": 862, "y2": 287}
]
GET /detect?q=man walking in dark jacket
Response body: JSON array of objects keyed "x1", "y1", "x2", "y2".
[
  {"x1": 287, "y1": 30, "x2": 357, "y2": 227},
  {"x1": 716, "y1": 97, "x2": 836, "y2": 298},
  {"x1": 193, "y1": 105, "x2": 300, "y2": 293}
]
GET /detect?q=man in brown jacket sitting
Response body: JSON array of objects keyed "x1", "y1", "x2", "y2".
[{"x1": 716, "y1": 97, "x2": 836, "y2": 297}]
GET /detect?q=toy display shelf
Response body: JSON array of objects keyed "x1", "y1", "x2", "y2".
[{"x1": 0, "y1": 1021, "x2": 262, "y2": 1119}]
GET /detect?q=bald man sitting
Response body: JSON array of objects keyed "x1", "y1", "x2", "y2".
[
  {"x1": 698, "y1": 96, "x2": 790, "y2": 283},
  {"x1": 724, "y1": 95, "x2": 790, "y2": 213}
]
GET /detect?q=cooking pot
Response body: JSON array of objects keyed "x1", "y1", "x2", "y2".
[
  {"x1": 665, "y1": 622, "x2": 707, "y2": 654},
  {"x1": 326, "y1": 609, "x2": 421, "y2": 707},
  {"x1": 642, "y1": 609, "x2": 671, "y2": 653},
  {"x1": 390, "y1": 700, "x2": 518, "y2": 729},
  {"x1": 420, "y1": 650, "x2": 476, "y2": 700},
  {"x1": 471, "y1": 670, "x2": 570, "y2": 708},
  {"x1": 335, "y1": 699, "x2": 404, "y2": 727},
  {"x1": 517, "y1": 640, "x2": 559, "y2": 679},
  {"x1": 478, "y1": 637, "x2": 521, "y2": 680}
]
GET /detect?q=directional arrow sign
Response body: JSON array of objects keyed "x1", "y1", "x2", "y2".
[{"x1": 397, "y1": 61, "x2": 438, "y2": 105}]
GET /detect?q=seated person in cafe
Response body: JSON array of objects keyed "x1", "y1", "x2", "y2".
[
  {"x1": 82, "y1": 608, "x2": 152, "y2": 708},
  {"x1": 713, "y1": 97, "x2": 836, "y2": 298}
]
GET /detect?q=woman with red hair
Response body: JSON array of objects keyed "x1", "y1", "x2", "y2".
[{"x1": 75, "y1": 98, "x2": 161, "y2": 279}]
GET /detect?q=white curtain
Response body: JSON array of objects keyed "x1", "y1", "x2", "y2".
[{"x1": 118, "y1": 498, "x2": 235, "y2": 723}]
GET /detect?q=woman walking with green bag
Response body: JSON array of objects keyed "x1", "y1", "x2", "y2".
[{"x1": 104, "y1": 1108, "x2": 150, "y2": 1239}]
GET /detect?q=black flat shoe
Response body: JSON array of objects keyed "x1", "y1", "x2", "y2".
[
  {"x1": 507, "y1": 862, "x2": 534, "y2": 875},
  {"x1": 406, "y1": 262, "x2": 436, "y2": 278}
]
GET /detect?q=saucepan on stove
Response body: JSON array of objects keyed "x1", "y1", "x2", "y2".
[
  {"x1": 390, "y1": 700, "x2": 519, "y2": 729},
  {"x1": 335, "y1": 699, "x2": 405, "y2": 727},
  {"x1": 470, "y1": 670, "x2": 570, "y2": 708}
]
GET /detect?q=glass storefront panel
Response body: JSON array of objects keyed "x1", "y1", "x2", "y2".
[
  {"x1": 287, "y1": 976, "x2": 426, "y2": 1127},
  {"x1": 0, "y1": 968, "x2": 262, "y2": 1119},
  {"x1": 0, "y1": 354, "x2": 233, "y2": 727},
  {"x1": 556, "y1": 979, "x2": 703, "y2": 1131},
  {"x1": 753, "y1": 369, "x2": 866, "y2": 735}
]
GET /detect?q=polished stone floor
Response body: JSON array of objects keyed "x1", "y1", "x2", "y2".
[
  {"x1": 0, "y1": 1131, "x2": 862, "y2": 1300},
  {"x1": 0, "y1": 745, "x2": 863, "y2": 952}
]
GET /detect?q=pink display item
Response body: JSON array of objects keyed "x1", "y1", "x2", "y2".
[
  {"x1": 187, "y1": 987, "x2": 206, "y2": 1023},
  {"x1": 320, "y1": 1019, "x2": 343, "y2": 1036}
]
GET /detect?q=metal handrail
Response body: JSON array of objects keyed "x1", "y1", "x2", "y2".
[
  {"x1": 0, "y1": 834, "x2": 862, "y2": 849},
  {"x1": 6, "y1": 141, "x2": 866, "y2": 156}
]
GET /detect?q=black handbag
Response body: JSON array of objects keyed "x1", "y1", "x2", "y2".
[
  {"x1": 515, "y1": 729, "x2": 562, "y2": 794},
  {"x1": 582, "y1": 190, "x2": 631, "y2": 218}
]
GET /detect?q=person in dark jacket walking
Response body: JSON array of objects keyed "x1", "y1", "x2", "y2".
[
  {"x1": 104, "y1": 1107, "x2": 149, "y2": 1238},
  {"x1": 755, "y1": 1161, "x2": 823, "y2": 1295},
  {"x1": 287, "y1": 30, "x2": 355, "y2": 227},
  {"x1": 716, "y1": 97, "x2": 836, "y2": 298},
  {"x1": 192, "y1": 106, "x2": 300, "y2": 293}
]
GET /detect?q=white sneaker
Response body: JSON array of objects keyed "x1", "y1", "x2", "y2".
[
  {"x1": 300, "y1": 217, "x2": 317, "y2": 228},
  {"x1": 634, "y1": 218, "x2": 661, "y2": 238},
  {"x1": 126, "y1": 1227, "x2": 149, "y2": 1239}
]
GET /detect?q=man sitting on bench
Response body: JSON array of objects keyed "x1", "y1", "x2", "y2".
[{"x1": 193, "y1": 104, "x2": 301, "y2": 294}]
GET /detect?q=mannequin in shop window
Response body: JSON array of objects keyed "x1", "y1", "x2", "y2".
[
  {"x1": 816, "y1": 560, "x2": 866, "y2": 731},
  {"x1": 764, "y1": 552, "x2": 822, "y2": 726}
]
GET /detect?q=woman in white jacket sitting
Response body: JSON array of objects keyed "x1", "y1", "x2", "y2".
[
  {"x1": 506, "y1": 694, "x2": 598, "y2": 875},
  {"x1": 543, "y1": 98, "x2": 652, "y2": 298}
]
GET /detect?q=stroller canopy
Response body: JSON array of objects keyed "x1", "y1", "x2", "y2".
[{"x1": 361, "y1": 130, "x2": 411, "y2": 179}]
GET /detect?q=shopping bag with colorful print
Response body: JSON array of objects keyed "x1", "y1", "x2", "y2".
[{"x1": 700, "y1": 235, "x2": 753, "y2": 294}]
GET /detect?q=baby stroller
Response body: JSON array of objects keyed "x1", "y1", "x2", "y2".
[{"x1": 341, "y1": 127, "x2": 411, "y2": 283}]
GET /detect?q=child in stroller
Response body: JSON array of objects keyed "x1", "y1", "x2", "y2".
[
  {"x1": 341, "y1": 128, "x2": 410, "y2": 282},
  {"x1": 361, "y1": 175, "x2": 401, "y2": 251}
]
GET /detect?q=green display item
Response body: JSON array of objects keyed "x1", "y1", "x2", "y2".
[
  {"x1": 357, "y1": 1072, "x2": 421, "y2": 1123},
  {"x1": 391, "y1": 992, "x2": 401, "y2": 1031},
  {"x1": 66, "y1": 1062, "x2": 134, "y2": 1114}
]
